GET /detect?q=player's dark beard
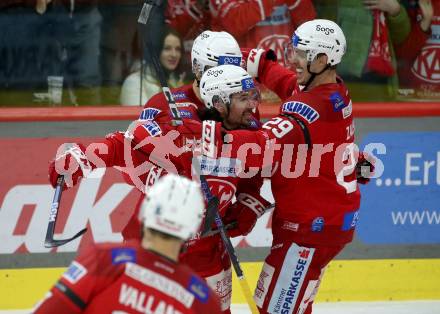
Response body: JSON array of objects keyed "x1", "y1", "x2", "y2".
[{"x1": 199, "y1": 107, "x2": 223, "y2": 123}]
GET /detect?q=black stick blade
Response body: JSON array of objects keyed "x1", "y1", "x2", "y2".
[{"x1": 44, "y1": 228, "x2": 88, "y2": 248}]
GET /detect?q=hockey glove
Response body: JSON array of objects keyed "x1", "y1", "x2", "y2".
[
  {"x1": 223, "y1": 193, "x2": 270, "y2": 238},
  {"x1": 49, "y1": 143, "x2": 93, "y2": 189},
  {"x1": 356, "y1": 152, "x2": 375, "y2": 184},
  {"x1": 241, "y1": 48, "x2": 277, "y2": 78}
]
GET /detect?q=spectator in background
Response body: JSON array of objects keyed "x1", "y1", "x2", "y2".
[
  {"x1": 99, "y1": 0, "x2": 143, "y2": 105},
  {"x1": 0, "y1": 0, "x2": 56, "y2": 106},
  {"x1": 166, "y1": 0, "x2": 208, "y2": 79},
  {"x1": 394, "y1": 0, "x2": 438, "y2": 100},
  {"x1": 337, "y1": 0, "x2": 411, "y2": 101},
  {"x1": 53, "y1": 0, "x2": 102, "y2": 106},
  {"x1": 209, "y1": 0, "x2": 315, "y2": 65},
  {"x1": 208, "y1": 0, "x2": 316, "y2": 103},
  {"x1": 0, "y1": 0, "x2": 102, "y2": 106},
  {"x1": 120, "y1": 27, "x2": 185, "y2": 106},
  {"x1": 164, "y1": 1, "x2": 317, "y2": 88}
]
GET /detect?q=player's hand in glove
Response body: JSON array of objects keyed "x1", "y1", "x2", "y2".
[
  {"x1": 356, "y1": 151, "x2": 375, "y2": 184},
  {"x1": 223, "y1": 193, "x2": 270, "y2": 238},
  {"x1": 240, "y1": 48, "x2": 277, "y2": 77},
  {"x1": 49, "y1": 143, "x2": 93, "y2": 189}
]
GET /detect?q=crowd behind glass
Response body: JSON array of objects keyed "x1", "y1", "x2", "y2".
[{"x1": 0, "y1": 0, "x2": 436, "y2": 106}]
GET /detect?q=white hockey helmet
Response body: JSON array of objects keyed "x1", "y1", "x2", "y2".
[
  {"x1": 141, "y1": 174, "x2": 204, "y2": 240},
  {"x1": 200, "y1": 64, "x2": 257, "y2": 108},
  {"x1": 191, "y1": 31, "x2": 242, "y2": 78},
  {"x1": 292, "y1": 19, "x2": 346, "y2": 66}
]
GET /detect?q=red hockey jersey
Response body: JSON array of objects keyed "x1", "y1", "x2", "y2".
[
  {"x1": 219, "y1": 61, "x2": 361, "y2": 246},
  {"x1": 120, "y1": 119, "x2": 269, "y2": 245},
  {"x1": 33, "y1": 241, "x2": 222, "y2": 314},
  {"x1": 142, "y1": 83, "x2": 204, "y2": 123}
]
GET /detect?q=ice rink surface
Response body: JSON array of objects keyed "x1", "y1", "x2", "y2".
[
  {"x1": 3, "y1": 301, "x2": 439, "y2": 314},
  {"x1": 231, "y1": 301, "x2": 440, "y2": 314}
]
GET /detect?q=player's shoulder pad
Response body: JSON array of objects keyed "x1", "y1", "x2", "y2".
[
  {"x1": 139, "y1": 107, "x2": 162, "y2": 120},
  {"x1": 144, "y1": 92, "x2": 166, "y2": 108},
  {"x1": 176, "y1": 119, "x2": 203, "y2": 137}
]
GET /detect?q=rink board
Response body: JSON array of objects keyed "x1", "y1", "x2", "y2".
[
  {"x1": 1, "y1": 108, "x2": 440, "y2": 310},
  {"x1": 1, "y1": 259, "x2": 439, "y2": 310}
]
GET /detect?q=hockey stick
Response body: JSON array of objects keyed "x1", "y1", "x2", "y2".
[
  {"x1": 138, "y1": 0, "x2": 182, "y2": 126},
  {"x1": 44, "y1": 176, "x2": 87, "y2": 248},
  {"x1": 137, "y1": 3, "x2": 258, "y2": 312},
  {"x1": 193, "y1": 158, "x2": 260, "y2": 314},
  {"x1": 203, "y1": 202, "x2": 275, "y2": 237},
  {"x1": 202, "y1": 221, "x2": 238, "y2": 237}
]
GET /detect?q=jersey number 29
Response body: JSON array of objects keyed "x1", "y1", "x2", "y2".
[{"x1": 262, "y1": 117, "x2": 294, "y2": 138}]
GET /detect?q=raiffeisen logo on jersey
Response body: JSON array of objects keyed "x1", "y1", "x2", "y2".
[
  {"x1": 269, "y1": 245, "x2": 314, "y2": 314},
  {"x1": 218, "y1": 55, "x2": 241, "y2": 66},
  {"x1": 172, "y1": 91, "x2": 187, "y2": 100},
  {"x1": 282, "y1": 101, "x2": 320, "y2": 124}
]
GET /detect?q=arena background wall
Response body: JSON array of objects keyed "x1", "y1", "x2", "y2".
[{"x1": 0, "y1": 103, "x2": 439, "y2": 309}]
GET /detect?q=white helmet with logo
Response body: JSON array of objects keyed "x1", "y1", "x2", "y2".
[
  {"x1": 141, "y1": 174, "x2": 204, "y2": 240},
  {"x1": 191, "y1": 31, "x2": 242, "y2": 78},
  {"x1": 292, "y1": 19, "x2": 346, "y2": 66},
  {"x1": 200, "y1": 64, "x2": 257, "y2": 108}
]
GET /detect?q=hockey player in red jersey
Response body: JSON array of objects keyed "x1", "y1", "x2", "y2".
[
  {"x1": 138, "y1": 30, "x2": 261, "y2": 127},
  {"x1": 201, "y1": 19, "x2": 374, "y2": 314},
  {"x1": 33, "y1": 174, "x2": 222, "y2": 314},
  {"x1": 48, "y1": 64, "x2": 270, "y2": 313}
]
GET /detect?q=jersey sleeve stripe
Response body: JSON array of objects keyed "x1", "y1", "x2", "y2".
[{"x1": 55, "y1": 281, "x2": 87, "y2": 310}]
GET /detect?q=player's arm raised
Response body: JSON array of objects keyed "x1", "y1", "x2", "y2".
[
  {"x1": 47, "y1": 132, "x2": 133, "y2": 189},
  {"x1": 244, "y1": 48, "x2": 297, "y2": 101}
]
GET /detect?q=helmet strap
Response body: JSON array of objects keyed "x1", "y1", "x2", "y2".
[
  {"x1": 199, "y1": 107, "x2": 223, "y2": 122},
  {"x1": 304, "y1": 62, "x2": 330, "y2": 91}
]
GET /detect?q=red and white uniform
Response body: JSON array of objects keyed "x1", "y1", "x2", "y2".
[
  {"x1": 33, "y1": 241, "x2": 222, "y2": 314},
  {"x1": 119, "y1": 118, "x2": 268, "y2": 313},
  {"x1": 71, "y1": 84, "x2": 266, "y2": 313},
  {"x1": 216, "y1": 59, "x2": 361, "y2": 313}
]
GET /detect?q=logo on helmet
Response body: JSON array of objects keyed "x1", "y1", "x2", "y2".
[
  {"x1": 218, "y1": 55, "x2": 241, "y2": 66},
  {"x1": 201, "y1": 33, "x2": 210, "y2": 39},
  {"x1": 316, "y1": 25, "x2": 335, "y2": 35},
  {"x1": 241, "y1": 78, "x2": 255, "y2": 90},
  {"x1": 207, "y1": 69, "x2": 224, "y2": 77}
]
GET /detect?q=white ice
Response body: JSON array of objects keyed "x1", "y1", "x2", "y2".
[
  {"x1": 3, "y1": 301, "x2": 439, "y2": 314},
  {"x1": 232, "y1": 301, "x2": 440, "y2": 314}
]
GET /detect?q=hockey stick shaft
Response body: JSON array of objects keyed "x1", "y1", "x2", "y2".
[
  {"x1": 44, "y1": 175, "x2": 64, "y2": 247},
  {"x1": 44, "y1": 176, "x2": 87, "y2": 248},
  {"x1": 138, "y1": 0, "x2": 182, "y2": 124},
  {"x1": 195, "y1": 159, "x2": 260, "y2": 314}
]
